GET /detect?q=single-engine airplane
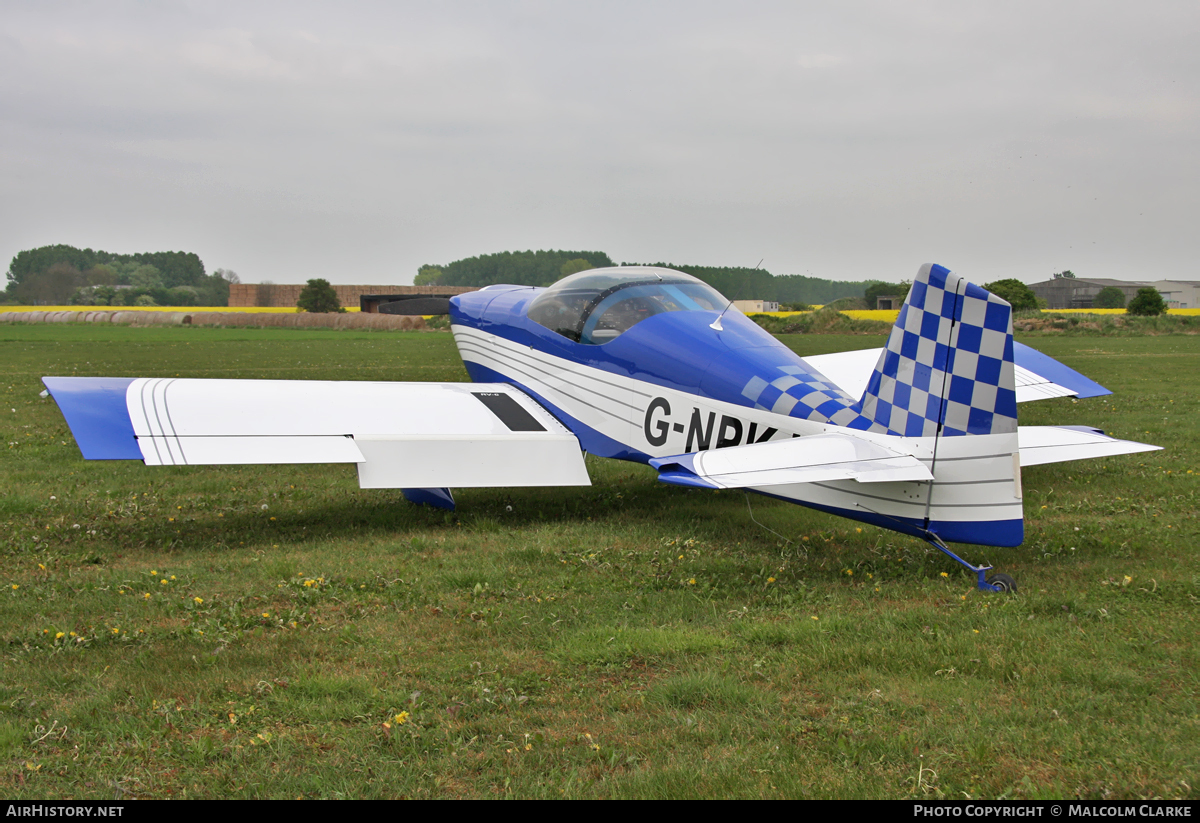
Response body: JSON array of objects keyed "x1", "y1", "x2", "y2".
[{"x1": 42, "y1": 263, "x2": 1159, "y2": 592}]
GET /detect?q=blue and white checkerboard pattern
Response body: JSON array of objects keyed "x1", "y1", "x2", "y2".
[
  {"x1": 854, "y1": 264, "x2": 1018, "y2": 437},
  {"x1": 738, "y1": 264, "x2": 1018, "y2": 438},
  {"x1": 739, "y1": 365, "x2": 867, "y2": 428}
]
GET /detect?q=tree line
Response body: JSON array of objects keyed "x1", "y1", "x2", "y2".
[
  {"x1": 4, "y1": 244, "x2": 234, "y2": 306},
  {"x1": 417, "y1": 250, "x2": 882, "y2": 305}
]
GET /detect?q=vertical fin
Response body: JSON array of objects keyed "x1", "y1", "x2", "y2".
[{"x1": 855, "y1": 264, "x2": 1017, "y2": 437}]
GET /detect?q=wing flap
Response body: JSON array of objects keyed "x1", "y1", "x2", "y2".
[
  {"x1": 650, "y1": 432, "x2": 933, "y2": 490},
  {"x1": 1018, "y1": 426, "x2": 1161, "y2": 467}
]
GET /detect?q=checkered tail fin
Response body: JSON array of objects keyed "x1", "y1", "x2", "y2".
[{"x1": 856, "y1": 264, "x2": 1018, "y2": 437}]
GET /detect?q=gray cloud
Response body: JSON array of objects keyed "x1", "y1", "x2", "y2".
[{"x1": 2, "y1": 1, "x2": 1197, "y2": 286}]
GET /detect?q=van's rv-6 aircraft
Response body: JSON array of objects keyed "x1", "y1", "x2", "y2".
[{"x1": 42, "y1": 264, "x2": 1159, "y2": 593}]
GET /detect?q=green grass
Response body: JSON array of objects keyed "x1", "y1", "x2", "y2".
[{"x1": 0, "y1": 324, "x2": 1196, "y2": 799}]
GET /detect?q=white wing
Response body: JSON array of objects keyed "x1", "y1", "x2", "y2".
[
  {"x1": 802, "y1": 346, "x2": 1100, "y2": 404},
  {"x1": 47, "y1": 377, "x2": 590, "y2": 489}
]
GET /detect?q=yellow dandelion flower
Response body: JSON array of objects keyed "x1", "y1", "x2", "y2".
[
  {"x1": 767, "y1": 577, "x2": 776, "y2": 583},
  {"x1": 811, "y1": 615, "x2": 819, "y2": 620},
  {"x1": 193, "y1": 597, "x2": 204, "y2": 605},
  {"x1": 150, "y1": 570, "x2": 158, "y2": 576},
  {"x1": 688, "y1": 578, "x2": 696, "y2": 585},
  {"x1": 262, "y1": 612, "x2": 269, "y2": 618},
  {"x1": 161, "y1": 579, "x2": 168, "y2": 585},
  {"x1": 11, "y1": 584, "x2": 18, "y2": 590},
  {"x1": 940, "y1": 572, "x2": 948, "y2": 578},
  {"x1": 143, "y1": 593, "x2": 150, "y2": 599},
  {"x1": 55, "y1": 632, "x2": 64, "y2": 640},
  {"x1": 394, "y1": 711, "x2": 409, "y2": 725}
]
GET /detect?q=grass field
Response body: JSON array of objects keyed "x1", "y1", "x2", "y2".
[{"x1": 1, "y1": 324, "x2": 1196, "y2": 799}]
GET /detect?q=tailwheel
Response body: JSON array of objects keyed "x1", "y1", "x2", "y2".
[{"x1": 985, "y1": 573, "x2": 1017, "y2": 594}]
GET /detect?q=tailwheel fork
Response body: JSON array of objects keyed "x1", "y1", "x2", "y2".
[{"x1": 923, "y1": 533, "x2": 1017, "y2": 593}]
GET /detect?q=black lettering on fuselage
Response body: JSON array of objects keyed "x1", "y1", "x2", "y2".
[
  {"x1": 746, "y1": 422, "x2": 777, "y2": 444},
  {"x1": 686, "y1": 409, "x2": 716, "y2": 452},
  {"x1": 642, "y1": 397, "x2": 781, "y2": 452},
  {"x1": 716, "y1": 415, "x2": 742, "y2": 448},
  {"x1": 644, "y1": 397, "x2": 671, "y2": 447}
]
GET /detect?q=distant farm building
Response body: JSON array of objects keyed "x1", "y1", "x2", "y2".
[
  {"x1": 229, "y1": 284, "x2": 479, "y2": 311},
  {"x1": 1027, "y1": 278, "x2": 1200, "y2": 310},
  {"x1": 732, "y1": 299, "x2": 780, "y2": 313}
]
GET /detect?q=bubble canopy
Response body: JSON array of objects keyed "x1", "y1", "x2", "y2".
[{"x1": 526, "y1": 267, "x2": 729, "y2": 345}]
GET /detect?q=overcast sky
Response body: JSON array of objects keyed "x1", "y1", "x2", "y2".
[{"x1": 2, "y1": 1, "x2": 1197, "y2": 286}]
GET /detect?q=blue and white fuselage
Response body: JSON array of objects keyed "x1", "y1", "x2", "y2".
[{"x1": 450, "y1": 267, "x2": 1031, "y2": 547}]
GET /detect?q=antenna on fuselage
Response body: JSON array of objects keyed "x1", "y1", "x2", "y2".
[{"x1": 709, "y1": 258, "x2": 763, "y2": 331}]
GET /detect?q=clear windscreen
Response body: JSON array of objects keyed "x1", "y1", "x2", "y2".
[{"x1": 527, "y1": 270, "x2": 727, "y2": 344}]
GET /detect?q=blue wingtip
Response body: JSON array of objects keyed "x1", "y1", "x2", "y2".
[
  {"x1": 1012, "y1": 341, "x2": 1111, "y2": 398},
  {"x1": 42, "y1": 377, "x2": 142, "y2": 460}
]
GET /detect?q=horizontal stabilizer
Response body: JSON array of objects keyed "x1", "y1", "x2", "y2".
[
  {"x1": 43, "y1": 377, "x2": 590, "y2": 489},
  {"x1": 649, "y1": 433, "x2": 933, "y2": 490},
  {"x1": 1018, "y1": 426, "x2": 1160, "y2": 467},
  {"x1": 802, "y1": 341, "x2": 1110, "y2": 405}
]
